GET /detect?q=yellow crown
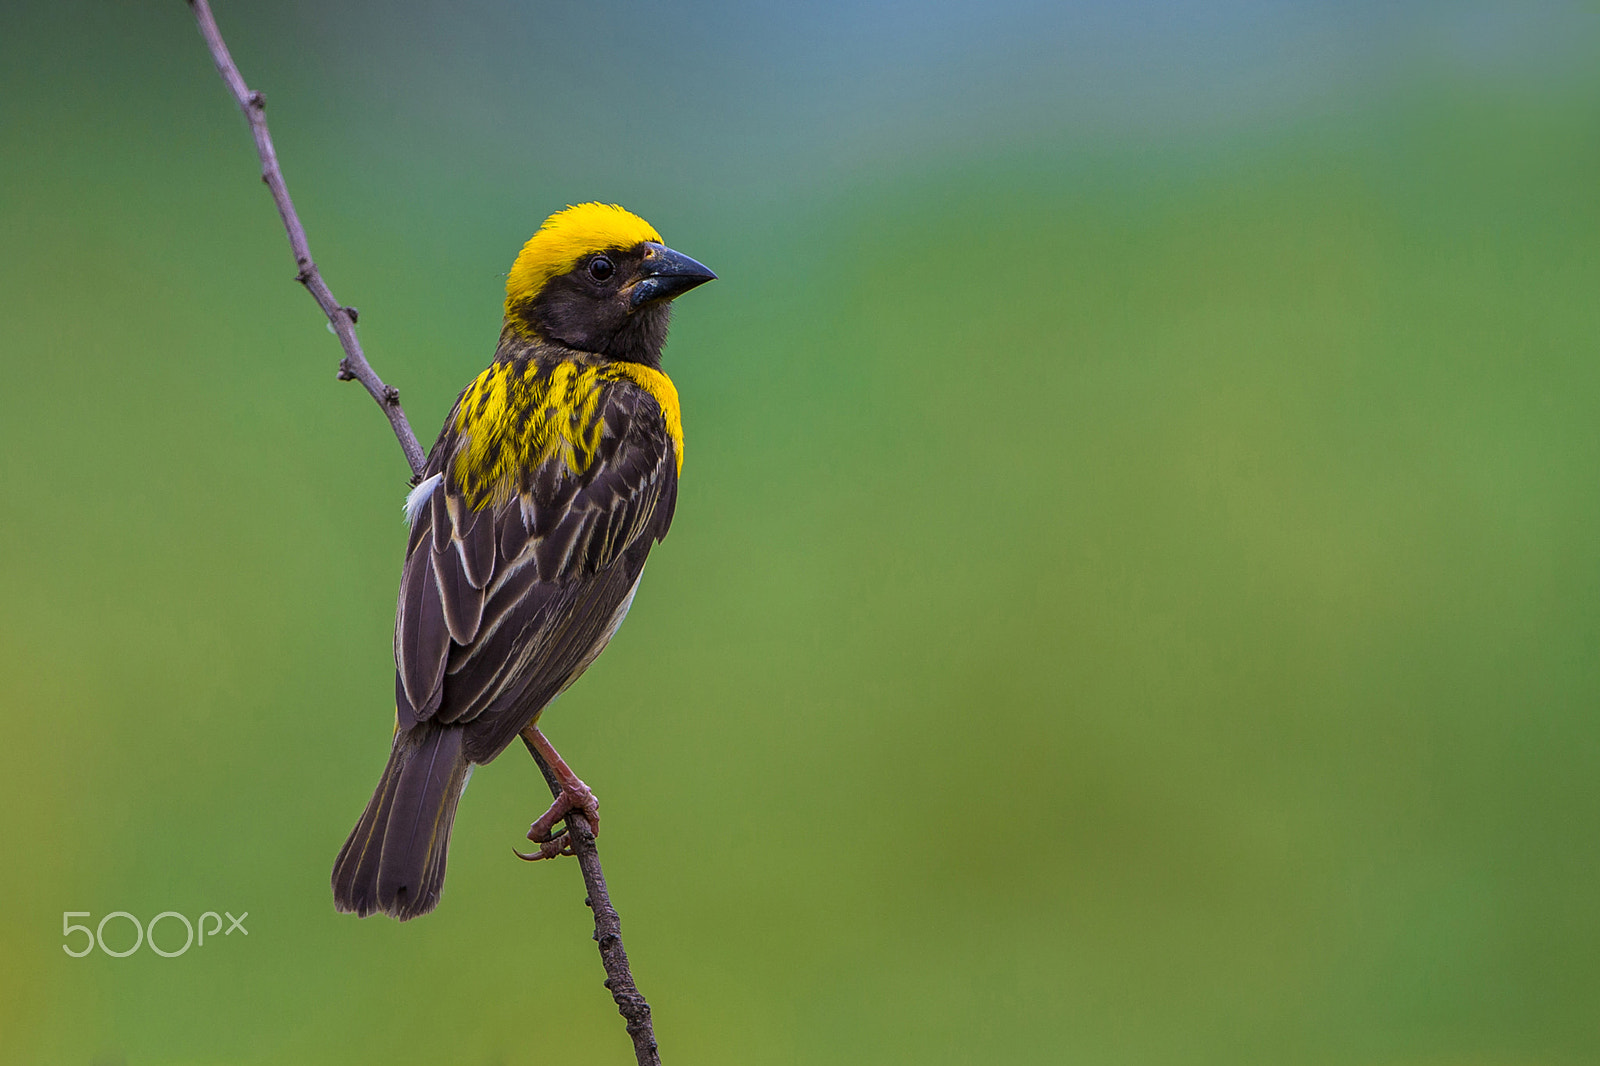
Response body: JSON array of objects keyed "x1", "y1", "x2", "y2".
[{"x1": 505, "y1": 203, "x2": 662, "y2": 311}]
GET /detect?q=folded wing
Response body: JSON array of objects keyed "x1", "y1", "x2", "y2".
[{"x1": 394, "y1": 380, "x2": 678, "y2": 763}]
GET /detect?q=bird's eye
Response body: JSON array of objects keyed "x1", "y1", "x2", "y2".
[{"x1": 588, "y1": 255, "x2": 615, "y2": 282}]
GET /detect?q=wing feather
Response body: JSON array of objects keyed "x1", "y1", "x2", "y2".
[
  {"x1": 450, "y1": 494, "x2": 497, "y2": 589},
  {"x1": 431, "y1": 541, "x2": 485, "y2": 646},
  {"x1": 396, "y1": 537, "x2": 448, "y2": 722},
  {"x1": 498, "y1": 503, "x2": 531, "y2": 565}
]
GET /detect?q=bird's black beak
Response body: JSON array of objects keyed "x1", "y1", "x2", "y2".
[{"x1": 630, "y1": 242, "x2": 717, "y2": 308}]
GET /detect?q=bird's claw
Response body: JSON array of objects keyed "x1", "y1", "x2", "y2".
[
  {"x1": 513, "y1": 835, "x2": 573, "y2": 861},
  {"x1": 516, "y1": 781, "x2": 599, "y2": 862}
]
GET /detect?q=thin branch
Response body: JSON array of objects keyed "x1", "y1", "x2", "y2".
[
  {"x1": 188, "y1": 0, "x2": 427, "y2": 479},
  {"x1": 188, "y1": 4, "x2": 662, "y2": 1063},
  {"x1": 527, "y1": 741, "x2": 662, "y2": 1066}
]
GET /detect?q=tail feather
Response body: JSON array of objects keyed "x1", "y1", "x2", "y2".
[{"x1": 332, "y1": 725, "x2": 470, "y2": 921}]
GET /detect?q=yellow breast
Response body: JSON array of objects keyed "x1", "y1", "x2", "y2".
[{"x1": 451, "y1": 360, "x2": 683, "y2": 508}]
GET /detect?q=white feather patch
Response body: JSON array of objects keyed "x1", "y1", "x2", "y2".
[
  {"x1": 603, "y1": 569, "x2": 645, "y2": 646},
  {"x1": 404, "y1": 473, "x2": 443, "y2": 525}
]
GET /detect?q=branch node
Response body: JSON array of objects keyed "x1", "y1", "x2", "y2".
[
  {"x1": 246, "y1": 90, "x2": 265, "y2": 110},
  {"x1": 342, "y1": 305, "x2": 359, "y2": 324},
  {"x1": 383, "y1": 384, "x2": 400, "y2": 405},
  {"x1": 336, "y1": 359, "x2": 356, "y2": 381}
]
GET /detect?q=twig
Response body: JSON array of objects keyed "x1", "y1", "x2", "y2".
[
  {"x1": 527, "y1": 741, "x2": 662, "y2": 1066},
  {"x1": 188, "y1": 4, "x2": 662, "y2": 1062},
  {"x1": 188, "y1": 0, "x2": 427, "y2": 479}
]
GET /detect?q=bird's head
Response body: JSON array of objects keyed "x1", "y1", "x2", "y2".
[{"x1": 504, "y1": 202, "x2": 715, "y2": 365}]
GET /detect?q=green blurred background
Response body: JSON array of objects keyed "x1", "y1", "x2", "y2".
[{"x1": 3, "y1": 1, "x2": 1599, "y2": 1062}]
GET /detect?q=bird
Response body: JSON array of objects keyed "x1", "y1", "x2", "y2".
[{"x1": 331, "y1": 203, "x2": 715, "y2": 920}]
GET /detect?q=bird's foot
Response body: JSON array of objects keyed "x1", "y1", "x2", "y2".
[{"x1": 513, "y1": 780, "x2": 599, "y2": 862}]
